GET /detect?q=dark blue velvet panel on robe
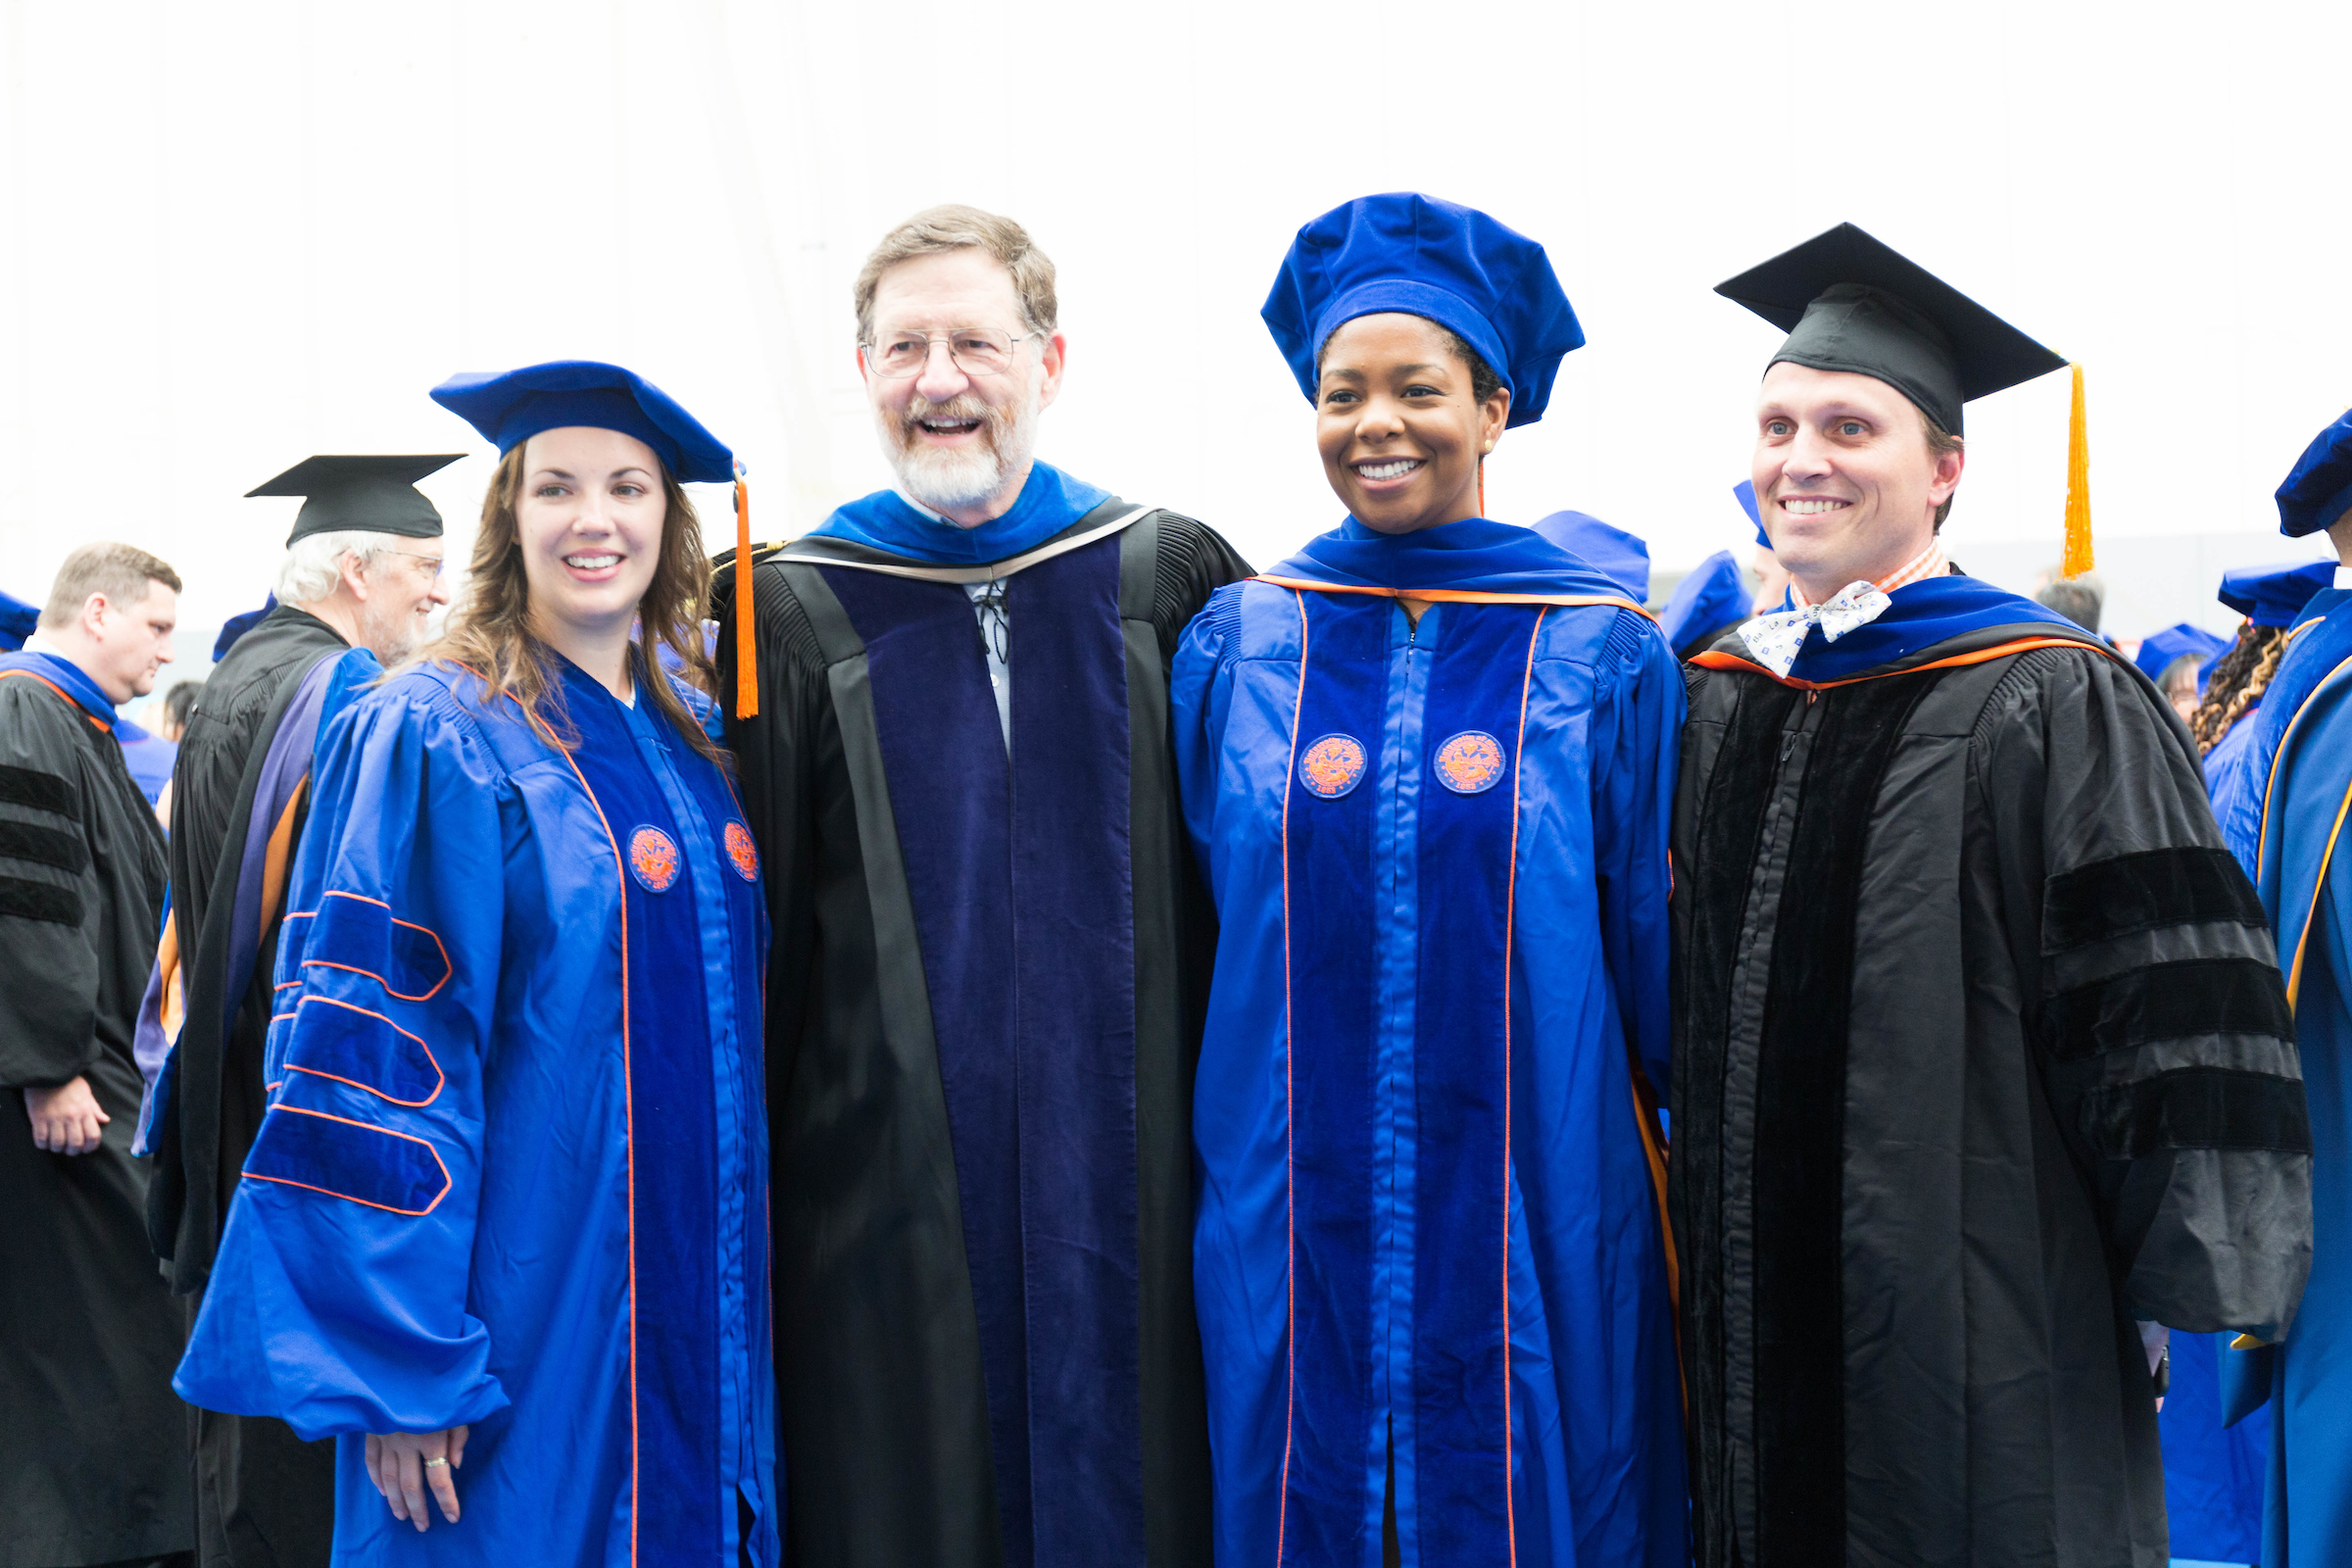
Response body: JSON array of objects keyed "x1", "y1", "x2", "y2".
[
  {"x1": 821, "y1": 533, "x2": 1142, "y2": 1567},
  {"x1": 1280, "y1": 601, "x2": 1386, "y2": 1568},
  {"x1": 561, "y1": 666, "x2": 727, "y2": 1563}
]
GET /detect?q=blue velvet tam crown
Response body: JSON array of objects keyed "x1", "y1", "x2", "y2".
[
  {"x1": 2132, "y1": 622, "x2": 2229, "y2": 687},
  {"x1": 2276, "y1": 407, "x2": 2352, "y2": 538},
  {"x1": 2220, "y1": 559, "x2": 2335, "y2": 628},
  {"x1": 429, "y1": 361, "x2": 734, "y2": 485},
  {"x1": 1261, "y1": 193, "x2": 1583, "y2": 429},
  {"x1": 1660, "y1": 549, "x2": 1751, "y2": 654},
  {"x1": 1734, "y1": 479, "x2": 1770, "y2": 550}
]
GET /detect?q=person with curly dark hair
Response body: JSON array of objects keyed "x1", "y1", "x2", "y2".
[{"x1": 2198, "y1": 561, "x2": 2334, "y2": 823}]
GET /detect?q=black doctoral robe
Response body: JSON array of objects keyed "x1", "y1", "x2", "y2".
[
  {"x1": 0, "y1": 662, "x2": 189, "y2": 1568},
  {"x1": 148, "y1": 603, "x2": 350, "y2": 1567},
  {"x1": 713, "y1": 503, "x2": 1249, "y2": 1568},
  {"x1": 1672, "y1": 611, "x2": 2314, "y2": 1568}
]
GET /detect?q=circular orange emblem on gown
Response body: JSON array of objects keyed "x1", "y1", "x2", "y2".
[
  {"x1": 1435, "y1": 731, "x2": 1506, "y2": 795},
  {"x1": 628, "y1": 826, "x2": 681, "y2": 893},
  {"x1": 724, "y1": 820, "x2": 760, "y2": 882},
  {"x1": 1298, "y1": 734, "x2": 1368, "y2": 799}
]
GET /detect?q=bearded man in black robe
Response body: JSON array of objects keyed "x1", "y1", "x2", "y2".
[
  {"x1": 1670, "y1": 224, "x2": 2314, "y2": 1568},
  {"x1": 1, "y1": 543, "x2": 188, "y2": 1568},
  {"x1": 142, "y1": 456, "x2": 454, "y2": 1568},
  {"x1": 713, "y1": 205, "x2": 1248, "y2": 1568}
]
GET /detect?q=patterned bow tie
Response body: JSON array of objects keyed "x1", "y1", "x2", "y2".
[{"x1": 1739, "y1": 579, "x2": 1892, "y2": 678}]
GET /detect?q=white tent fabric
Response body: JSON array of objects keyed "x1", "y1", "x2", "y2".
[{"x1": 3, "y1": 0, "x2": 2349, "y2": 662}]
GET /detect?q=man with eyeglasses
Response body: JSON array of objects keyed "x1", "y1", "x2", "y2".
[
  {"x1": 714, "y1": 205, "x2": 1249, "y2": 1568},
  {"x1": 144, "y1": 454, "x2": 458, "y2": 1568}
]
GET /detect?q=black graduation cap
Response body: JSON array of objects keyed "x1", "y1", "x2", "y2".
[
  {"x1": 246, "y1": 454, "x2": 465, "y2": 546},
  {"x1": 1714, "y1": 223, "x2": 2066, "y2": 434}
]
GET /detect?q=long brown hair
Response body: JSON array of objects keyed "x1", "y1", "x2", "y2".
[
  {"x1": 418, "y1": 441, "x2": 726, "y2": 764},
  {"x1": 2189, "y1": 621, "x2": 2288, "y2": 755}
]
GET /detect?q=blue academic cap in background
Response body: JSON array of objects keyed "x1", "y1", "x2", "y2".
[
  {"x1": 2220, "y1": 560, "x2": 2335, "y2": 628},
  {"x1": 1734, "y1": 479, "x2": 1770, "y2": 550},
  {"x1": 2132, "y1": 622, "x2": 2229, "y2": 689},
  {"x1": 0, "y1": 589, "x2": 37, "y2": 652},
  {"x1": 430, "y1": 361, "x2": 734, "y2": 484},
  {"x1": 1530, "y1": 511, "x2": 1649, "y2": 601},
  {"x1": 214, "y1": 594, "x2": 276, "y2": 661},
  {"x1": 1262, "y1": 193, "x2": 1583, "y2": 428},
  {"x1": 2277, "y1": 407, "x2": 2352, "y2": 538},
  {"x1": 1661, "y1": 550, "x2": 1750, "y2": 658}
]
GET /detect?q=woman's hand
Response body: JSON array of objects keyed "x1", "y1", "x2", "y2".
[{"x1": 365, "y1": 1426, "x2": 469, "y2": 1530}]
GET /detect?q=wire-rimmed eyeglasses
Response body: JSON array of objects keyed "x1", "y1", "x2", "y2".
[{"x1": 859, "y1": 327, "x2": 1045, "y2": 379}]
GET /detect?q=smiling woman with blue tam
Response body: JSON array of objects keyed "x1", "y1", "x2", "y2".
[
  {"x1": 1262, "y1": 191, "x2": 1583, "y2": 429},
  {"x1": 1175, "y1": 194, "x2": 1688, "y2": 1566},
  {"x1": 174, "y1": 359, "x2": 781, "y2": 1563}
]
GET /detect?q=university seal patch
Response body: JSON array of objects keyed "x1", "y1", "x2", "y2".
[
  {"x1": 628, "y1": 826, "x2": 681, "y2": 893},
  {"x1": 1435, "y1": 731, "x2": 1507, "y2": 795},
  {"x1": 1298, "y1": 734, "x2": 1368, "y2": 800},
  {"x1": 724, "y1": 820, "x2": 760, "y2": 882}
]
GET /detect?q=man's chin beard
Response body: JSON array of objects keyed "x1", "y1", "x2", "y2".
[
  {"x1": 893, "y1": 445, "x2": 1019, "y2": 521},
  {"x1": 884, "y1": 400, "x2": 1039, "y2": 524}
]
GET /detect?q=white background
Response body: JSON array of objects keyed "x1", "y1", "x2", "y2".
[{"x1": 4, "y1": 0, "x2": 2349, "y2": 689}]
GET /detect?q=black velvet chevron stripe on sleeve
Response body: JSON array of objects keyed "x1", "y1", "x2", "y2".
[
  {"x1": 0, "y1": 762, "x2": 76, "y2": 816},
  {"x1": 2080, "y1": 1066, "x2": 2314, "y2": 1158},
  {"x1": 0, "y1": 817, "x2": 88, "y2": 874},
  {"x1": 2040, "y1": 846, "x2": 2269, "y2": 955},
  {"x1": 2035, "y1": 956, "x2": 2295, "y2": 1061},
  {"x1": 0, "y1": 873, "x2": 82, "y2": 926}
]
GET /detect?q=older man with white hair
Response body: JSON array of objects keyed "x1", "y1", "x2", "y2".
[
  {"x1": 715, "y1": 205, "x2": 1250, "y2": 1568},
  {"x1": 144, "y1": 454, "x2": 456, "y2": 1568}
]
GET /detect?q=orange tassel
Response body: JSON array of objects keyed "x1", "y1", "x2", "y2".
[
  {"x1": 2062, "y1": 364, "x2": 2094, "y2": 578},
  {"x1": 733, "y1": 464, "x2": 758, "y2": 719}
]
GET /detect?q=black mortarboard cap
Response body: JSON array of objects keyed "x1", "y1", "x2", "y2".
[
  {"x1": 247, "y1": 454, "x2": 465, "y2": 546},
  {"x1": 1714, "y1": 222, "x2": 2066, "y2": 435}
]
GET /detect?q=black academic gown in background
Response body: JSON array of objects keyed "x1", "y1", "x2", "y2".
[
  {"x1": 149, "y1": 604, "x2": 348, "y2": 1567},
  {"x1": 715, "y1": 505, "x2": 1249, "y2": 1568},
  {"x1": 0, "y1": 666, "x2": 189, "y2": 1568},
  {"x1": 1671, "y1": 611, "x2": 2313, "y2": 1568}
]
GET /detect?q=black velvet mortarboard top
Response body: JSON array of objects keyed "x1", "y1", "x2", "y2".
[
  {"x1": 248, "y1": 454, "x2": 464, "y2": 546},
  {"x1": 1715, "y1": 222, "x2": 2066, "y2": 434}
]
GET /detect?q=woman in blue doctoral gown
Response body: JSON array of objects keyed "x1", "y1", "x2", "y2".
[
  {"x1": 1173, "y1": 194, "x2": 1687, "y2": 1568},
  {"x1": 174, "y1": 362, "x2": 777, "y2": 1566}
]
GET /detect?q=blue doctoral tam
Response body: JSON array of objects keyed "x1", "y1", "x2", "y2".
[
  {"x1": 2277, "y1": 406, "x2": 2352, "y2": 537},
  {"x1": 431, "y1": 360, "x2": 734, "y2": 484},
  {"x1": 1662, "y1": 550, "x2": 1750, "y2": 658},
  {"x1": 214, "y1": 595, "x2": 276, "y2": 661},
  {"x1": 1262, "y1": 192, "x2": 1582, "y2": 427},
  {"x1": 1531, "y1": 511, "x2": 1648, "y2": 600},
  {"x1": 2132, "y1": 622, "x2": 2229, "y2": 689},
  {"x1": 2221, "y1": 560, "x2": 2334, "y2": 628},
  {"x1": 1735, "y1": 479, "x2": 1771, "y2": 550},
  {"x1": 0, "y1": 588, "x2": 36, "y2": 651}
]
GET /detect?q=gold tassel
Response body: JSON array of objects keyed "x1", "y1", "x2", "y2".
[
  {"x1": 733, "y1": 456, "x2": 761, "y2": 719},
  {"x1": 2062, "y1": 364, "x2": 2094, "y2": 578}
]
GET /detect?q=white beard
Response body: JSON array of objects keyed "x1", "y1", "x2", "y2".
[{"x1": 880, "y1": 383, "x2": 1042, "y2": 523}]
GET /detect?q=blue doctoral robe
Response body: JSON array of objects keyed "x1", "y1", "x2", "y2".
[
  {"x1": 2221, "y1": 585, "x2": 2352, "y2": 1567},
  {"x1": 174, "y1": 654, "x2": 777, "y2": 1566},
  {"x1": 1172, "y1": 517, "x2": 1688, "y2": 1568},
  {"x1": 2153, "y1": 652, "x2": 2298, "y2": 1567}
]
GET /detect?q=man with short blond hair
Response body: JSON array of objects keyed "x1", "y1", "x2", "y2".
[
  {"x1": 1, "y1": 541, "x2": 194, "y2": 1567},
  {"x1": 716, "y1": 205, "x2": 1248, "y2": 1567},
  {"x1": 1671, "y1": 225, "x2": 2311, "y2": 1567}
]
